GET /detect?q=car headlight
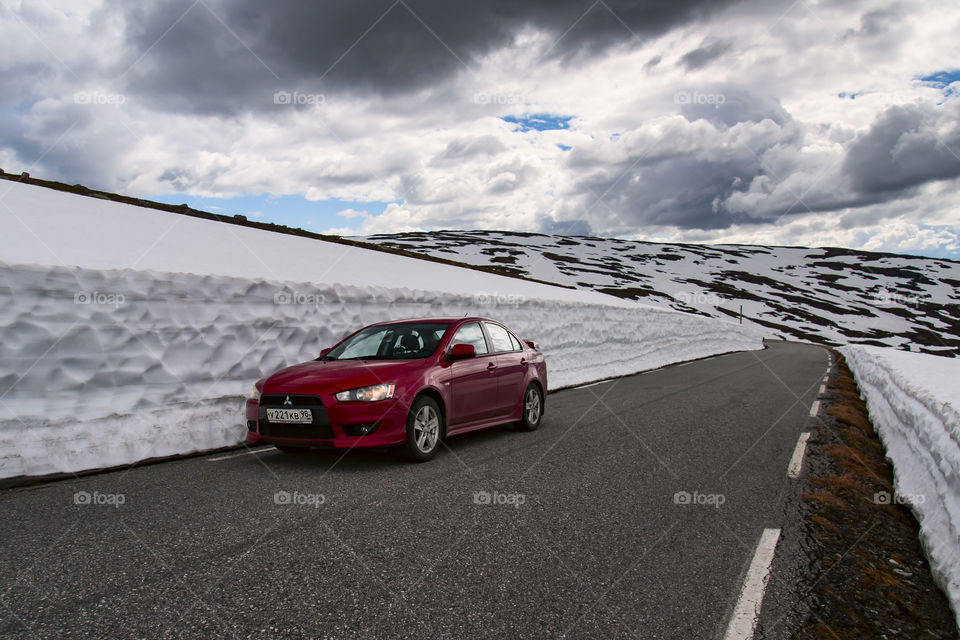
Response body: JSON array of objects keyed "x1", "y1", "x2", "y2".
[
  {"x1": 248, "y1": 386, "x2": 261, "y2": 401},
  {"x1": 335, "y1": 383, "x2": 396, "y2": 402}
]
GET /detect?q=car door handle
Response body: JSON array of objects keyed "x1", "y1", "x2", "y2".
[
  {"x1": 520, "y1": 357, "x2": 527, "y2": 365},
  {"x1": 487, "y1": 362, "x2": 497, "y2": 370}
]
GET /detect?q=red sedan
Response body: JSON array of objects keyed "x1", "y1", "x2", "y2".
[{"x1": 245, "y1": 317, "x2": 547, "y2": 461}]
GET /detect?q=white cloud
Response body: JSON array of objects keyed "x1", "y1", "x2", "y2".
[{"x1": 1, "y1": 0, "x2": 959, "y2": 256}]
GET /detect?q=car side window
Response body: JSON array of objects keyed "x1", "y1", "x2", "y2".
[
  {"x1": 451, "y1": 322, "x2": 488, "y2": 355},
  {"x1": 484, "y1": 323, "x2": 516, "y2": 353},
  {"x1": 509, "y1": 332, "x2": 523, "y2": 351}
]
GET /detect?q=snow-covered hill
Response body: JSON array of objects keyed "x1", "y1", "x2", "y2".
[{"x1": 357, "y1": 231, "x2": 960, "y2": 355}]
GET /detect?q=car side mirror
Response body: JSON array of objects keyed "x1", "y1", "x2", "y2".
[
  {"x1": 319, "y1": 347, "x2": 332, "y2": 357},
  {"x1": 449, "y1": 343, "x2": 476, "y2": 360}
]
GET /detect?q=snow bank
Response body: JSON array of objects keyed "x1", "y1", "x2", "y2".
[
  {"x1": 0, "y1": 181, "x2": 762, "y2": 478},
  {"x1": 840, "y1": 345, "x2": 960, "y2": 627}
]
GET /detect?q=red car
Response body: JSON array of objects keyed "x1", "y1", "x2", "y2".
[{"x1": 245, "y1": 317, "x2": 547, "y2": 461}]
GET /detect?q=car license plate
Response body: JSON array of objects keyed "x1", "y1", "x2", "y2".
[{"x1": 266, "y1": 408, "x2": 313, "y2": 424}]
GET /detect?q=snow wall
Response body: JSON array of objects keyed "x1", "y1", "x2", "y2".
[
  {"x1": 0, "y1": 259, "x2": 763, "y2": 479},
  {"x1": 841, "y1": 345, "x2": 960, "y2": 629}
]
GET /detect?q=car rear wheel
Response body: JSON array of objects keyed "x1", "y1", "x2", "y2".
[
  {"x1": 517, "y1": 383, "x2": 543, "y2": 431},
  {"x1": 400, "y1": 396, "x2": 442, "y2": 462}
]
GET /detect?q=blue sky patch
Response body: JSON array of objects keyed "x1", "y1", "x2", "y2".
[
  {"x1": 556, "y1": 143, "x2": 572, "y2": 151},
  {"x1": 919, "y1": 69, "x2": 960, "y2": 87},
  {"x1": 501, "y1": 113, "x2": 573, "y2": 132},
  {"x1": 919, "y1": 70, "x2": 960, "y2": 100},
  {"x1": 149, "y1": 192, "x2": 392, "y2": 234}
]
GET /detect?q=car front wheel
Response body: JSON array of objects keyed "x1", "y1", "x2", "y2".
[
  {"x1": 517, "y1": 383, "x2": 543, "y2": 431},
  {"x1": 400, "y1": 396, "x2": 442, "y2": 462}
]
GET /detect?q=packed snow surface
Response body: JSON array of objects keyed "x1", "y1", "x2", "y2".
[
  {"x1": 841, "y1": 345, "x2": 960, "y2": 627},
  {"x1": 0, "y1": 181, "x2": 763, "y2": 478}
]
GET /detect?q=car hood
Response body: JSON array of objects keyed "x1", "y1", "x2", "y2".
[{"x1": 262, "y1": 359, "x2": 422, "y2": 395}]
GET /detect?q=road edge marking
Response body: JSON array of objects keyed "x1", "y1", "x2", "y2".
[
  {"x1": 723, "y1": 528, "x2": 782, "y2": 640},
  {"x1": 787, "y1": 432, "x2": 811, "y2": 479},
  {"x1": 573, "y1": 380, "x2": 611, "y2": 389},
  {"x1": 809, "y1": 400, "x2": 820, "y2": 418},
  {"x1": 208, "y1": 446, "x2": 276, "y2": 461}
]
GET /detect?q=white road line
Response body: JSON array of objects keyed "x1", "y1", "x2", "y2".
[
  {"x1": 818, "y1": 384, "x2": 826, "y2": 395},
  {"x1": 809, "y1": 400, "x2": 820, "y2": 418},
  {"x1": 787, "y1": 432, "x2": 811, "y2": 479},
  {"x1": 822, "y1": 376, "x2": 828, "y2": 383},
  {"x1": 723, "y1": 528, "x2": 782, "y2": 640},
  {"x1": 574, "y1": 380, "x2": 610, "y2": 389},
  {"x1": 208, "y1": 447, "x2": 276, "y2": 461}
]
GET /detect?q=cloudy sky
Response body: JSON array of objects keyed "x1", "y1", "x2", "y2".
[{"x1": 2, "y1": 0, "x2": 960, "y2": 258}]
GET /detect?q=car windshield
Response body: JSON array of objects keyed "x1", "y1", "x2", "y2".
[{"x1": 320, "y1": 322, "x2": 452, "y2": 360}]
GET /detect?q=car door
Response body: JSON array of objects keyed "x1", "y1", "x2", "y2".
[
  {"x1": 483, "y1": 322, "x2": 527, "y2": 417},
  {"x1": 446, "y1": 322, "x2": 499, "y2": 427}
]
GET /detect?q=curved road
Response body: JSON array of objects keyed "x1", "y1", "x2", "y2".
[{"x1": 0, "y1": 341, "x2": 829, "y2": 639}]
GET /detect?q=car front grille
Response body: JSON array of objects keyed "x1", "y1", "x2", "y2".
[{"x1": 258, "y1": 394, "x2": 334, "y2": 439}]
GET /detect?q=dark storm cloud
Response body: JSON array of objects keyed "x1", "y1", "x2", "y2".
[
  {"x1": 538, "y1": 218, "x2": 594, "y2": 236},
  {"x1": 576, "y1": 154, "x2": 763, "y2": 230},
  {"x1": 678, "y1": 38, "x2": 733, "y2": 71},
  {"x1": 561, "y1": 88, "x2": 910, "y2": 232},
  {"x1": 643, "y1": 55, "x2": 663, "y2": 71},
  {"x1": 568, "y1": 143, "x2": 887, "y2": 232},
  {"x1": 0, "y1": 104, "x2": 126, "y2": 189},
  {"x1": 678, "y1": 86, "x2": 791, "y2": 127},
  {"x1": 116, "y1": 0, "x2": 746, "y2": 114},
  {"x1": 850, "y1": 7, "x2": 899, "y2": 38},
  {"x1": 843, "y1": 102, "x2": 960, "y2": 194},
  {"x1": 429, "y1": 136, "x2": 506, "y2": 166}
]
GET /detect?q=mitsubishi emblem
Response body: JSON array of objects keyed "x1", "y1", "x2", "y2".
[{"x1": 283, "y1": 396, "x2": 293, "y2": 406}]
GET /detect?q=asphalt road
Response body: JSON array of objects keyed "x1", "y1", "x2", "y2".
[{"x1": 0, "y1": 341, "x2": 828, "y2": 639}]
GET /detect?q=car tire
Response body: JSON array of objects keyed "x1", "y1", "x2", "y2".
[
  {"x1": 400, "y1": 396, "x2": 443, "y2": 462},
  {"x1": 516, "y1": 383, "x2": 543, "y2": 431},
  {"x1": 275, "y1": 444, "x2": 311, "y2": 453}
]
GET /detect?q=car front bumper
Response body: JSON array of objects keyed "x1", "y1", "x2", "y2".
[{"x1": 245, "y1": 396, "x2": 408, "y2": 448}]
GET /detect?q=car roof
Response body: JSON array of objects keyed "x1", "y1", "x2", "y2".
[{"x1": 369, "y1": 316, "x2": 496, "y2": 325}]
